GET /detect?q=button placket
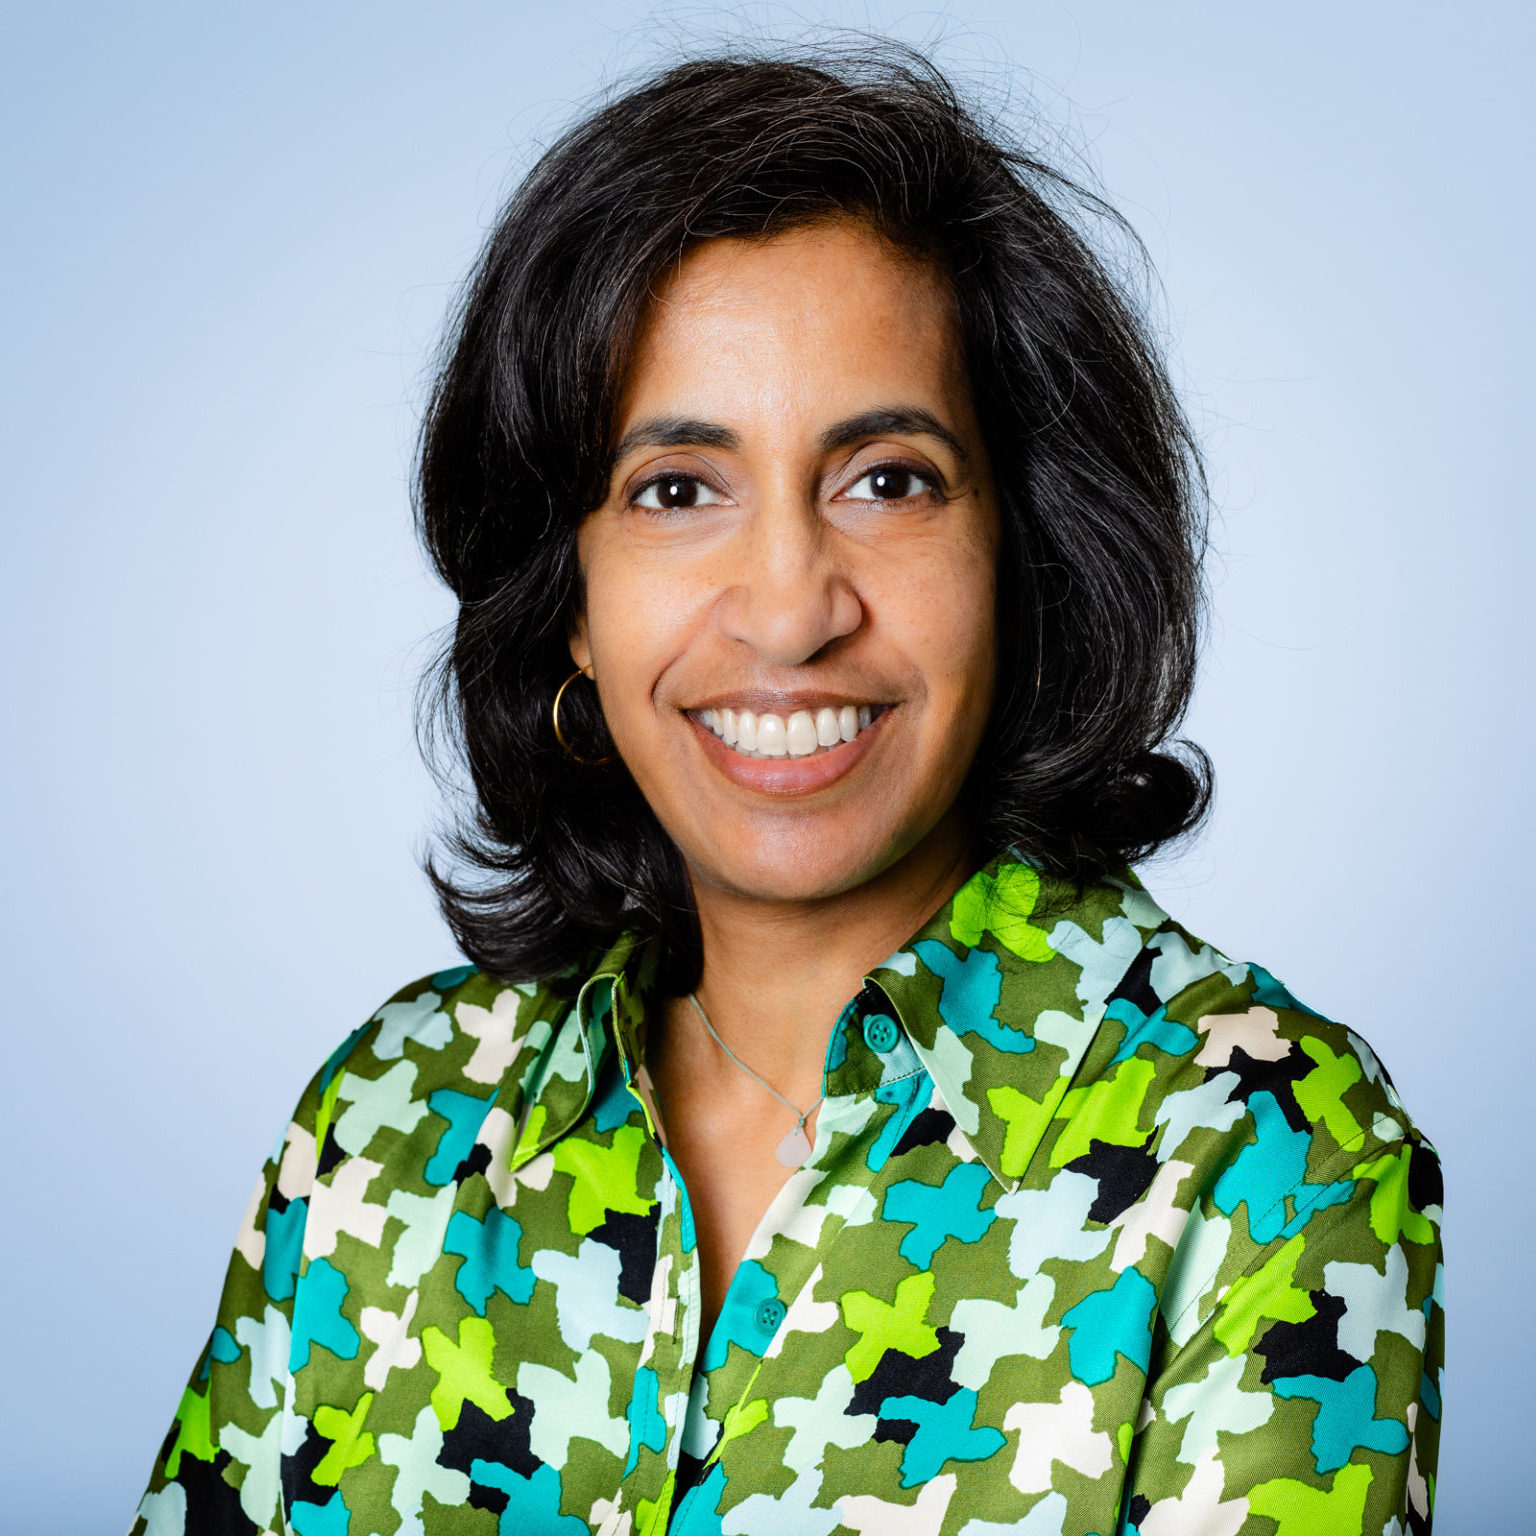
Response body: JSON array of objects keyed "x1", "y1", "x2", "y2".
[
  {"x1": 617, "y1": 1152, "x2": 701, "y2": 1528},
  {"x1": 692, "y1": 1033, "x2": 941, "y2": 1520}
]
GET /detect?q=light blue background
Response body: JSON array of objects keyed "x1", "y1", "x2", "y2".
[{"x1": 2, "y1": 3, "x2": 1529, "y2": 1530}]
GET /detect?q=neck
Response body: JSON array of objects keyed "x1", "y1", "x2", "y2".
[{"x1": 681, "y1": 814, "x2": 978, "y2": 1090}]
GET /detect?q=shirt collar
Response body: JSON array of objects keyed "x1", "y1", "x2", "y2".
[
  {"x1": 507, "y1": 927, "x2": 657, "y2": 1169},
  {"x1": 509, "y1": 848, "x2": 1172, "y2": 1186},
  {"x1": 865, "y1": 850, "x2": 1172, "y2": 1187}
]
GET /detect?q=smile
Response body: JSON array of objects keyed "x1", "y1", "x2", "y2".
[{"x1": 695, "y1": 704, "x2": 883, "y2": 759}]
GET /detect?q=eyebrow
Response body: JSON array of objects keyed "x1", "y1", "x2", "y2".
[{"x1": 611, "y1": 405, "x2": 970, "y2": 464}]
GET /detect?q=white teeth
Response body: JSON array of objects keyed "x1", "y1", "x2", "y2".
[
  {"x1": 786, "y1": 711, "x2": 819, "y2": 756},
  {"x1": 699, "y1": 703, "x2": 882, "y2": 757},
  {"x1": 756, "y1": 713, "x2": 788, "y2": 756}
]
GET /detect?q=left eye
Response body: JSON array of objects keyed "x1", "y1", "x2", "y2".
[{"x1": 843, "y1": 465, "x2": 936, "y2": 501}]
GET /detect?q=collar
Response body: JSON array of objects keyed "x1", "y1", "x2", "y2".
[
  {"x1": 507, "y1": 927, "x2": 658, "y2": 1169},
  {"x1": 865, "y1": 851, "x2": 1171, "y2": 1187},
  {"x1": 508, "y1": 849, "x2": 1172, "y2": 1187}
]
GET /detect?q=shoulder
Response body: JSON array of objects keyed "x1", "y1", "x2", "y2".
[
  {"x1": 338, "y1": 961, "x2": 583, "y2": 1085},
  {"x1": 274, "y1": 955, "x2": 599, "y2": 1188},
  {"x1": 994, "y1": 865, "x2": 1435, "y2": 1172},
  {"x1": 1072, "y1": 901, "x2": 1443, "y2": 1273},
  {"x1": 1113, "y1": 910, "x2": 1435, "y2": 1165}
]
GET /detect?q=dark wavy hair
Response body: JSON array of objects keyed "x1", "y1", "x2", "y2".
[{"x1": 416, "y1": 40, "x2": 1212, "y2": 988}]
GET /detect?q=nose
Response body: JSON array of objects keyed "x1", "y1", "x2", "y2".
[{"x1": 714, "y1": 497, "x2": 863, "y2": 666}]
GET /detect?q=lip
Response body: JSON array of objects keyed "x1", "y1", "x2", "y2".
[
  {"x1": 688, "y1": 705, "x2": 890, "y2": 796},
  {"x1": 684, "y1": 690, "x2": 887, "y2": 714}
]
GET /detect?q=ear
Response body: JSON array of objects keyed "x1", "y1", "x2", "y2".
[{"x1": 567, "y1": 612, "x2": 592, "y2": 675}]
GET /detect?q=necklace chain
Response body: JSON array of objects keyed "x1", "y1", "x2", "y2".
[{"x1": 688, "y1": 992, "x2": 825, "y2": 1133}]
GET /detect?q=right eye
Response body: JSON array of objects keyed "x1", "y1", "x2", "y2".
[{"x1": 632, "y1": 474, "x2": 727, "y2": 511}]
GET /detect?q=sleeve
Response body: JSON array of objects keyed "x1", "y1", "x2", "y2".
[
  {"x1": 128, "y1": 1027, "x2": 361, "y2": 1536},
  {"x1": 1123, "y1": 1130, "x2": 1444, "y2": 1535}
]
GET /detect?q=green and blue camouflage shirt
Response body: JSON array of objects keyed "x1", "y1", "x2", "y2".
[{"x1": 132, "y1": 851, "x2": 1444, "y2": 1535}]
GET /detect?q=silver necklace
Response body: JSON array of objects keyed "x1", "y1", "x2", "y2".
[{"x1": 688, "y1": 992, "x2": 824, "y2": 1169}]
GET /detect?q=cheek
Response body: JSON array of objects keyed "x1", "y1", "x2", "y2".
[
  {"x1": 580, "y1": 544, "x2": 699, "y2": 723},
  {"x1": 888, "y1": 543, "x2": 999, "y2": 706},
  {"x1": 578, "y1": 536, "x2": 641, "y2": 708},
  {"x1": 949, "y1": 518, "x2": 1002, "y2": 688}
]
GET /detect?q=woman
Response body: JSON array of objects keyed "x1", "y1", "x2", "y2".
[{"x1": 134, "y1": 44, "x2": 1443, "y2": 1536}]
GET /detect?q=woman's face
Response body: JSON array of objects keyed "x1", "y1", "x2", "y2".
[{"x1": 571, "y1": 218, "x2": 1000, "y2": 907}]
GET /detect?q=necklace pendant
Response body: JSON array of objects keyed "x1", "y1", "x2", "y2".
[
  {"x1": 774, "y1": 1124, "x2": 811, "y2": 1167},
  {"x1": 774, "y1": 1124, "x2": 813, "y2": 1169}
]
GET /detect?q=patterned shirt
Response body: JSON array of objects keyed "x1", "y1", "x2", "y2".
[{"x1": 133, "y1": 851, "x2": 1444, "y2": 1535}]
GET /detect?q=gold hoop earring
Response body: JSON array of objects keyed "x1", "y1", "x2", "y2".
[{"x1": 551, "y1": 666, "x2": 613, "y2": 766}]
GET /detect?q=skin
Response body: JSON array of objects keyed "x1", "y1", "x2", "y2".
[{"x1": 570, "y1": 218, "x2": 1001, "y2": 1334}]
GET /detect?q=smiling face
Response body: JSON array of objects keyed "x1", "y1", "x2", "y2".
[{"x1": 570, "y1": 218, "x2": 1000, "y2": 908}]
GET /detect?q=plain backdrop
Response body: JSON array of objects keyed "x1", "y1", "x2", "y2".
[{"x1": 3, "y1": 2, "x2": 1530, "y2": 1530}]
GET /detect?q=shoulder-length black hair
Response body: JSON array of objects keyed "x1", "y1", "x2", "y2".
[{"x1": 417, "y1": 40, "x2": 1211, "y2": 988}]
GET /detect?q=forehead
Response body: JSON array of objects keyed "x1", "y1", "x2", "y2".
[{"x1": 618, "y1": 220, "x2": 968, "y2": 421}]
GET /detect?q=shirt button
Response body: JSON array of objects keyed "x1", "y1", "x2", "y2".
[
  {"x1": 862, "y1": 1013, "x2": 899, "y2": 1054},
  {"x1": 754, "y1": 1298, "x2": 786, "y2": 1334}
]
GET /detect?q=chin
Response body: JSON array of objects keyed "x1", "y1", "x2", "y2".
[{"x1": 681, "y1": 816, "x2": 924, "y2": 906}]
